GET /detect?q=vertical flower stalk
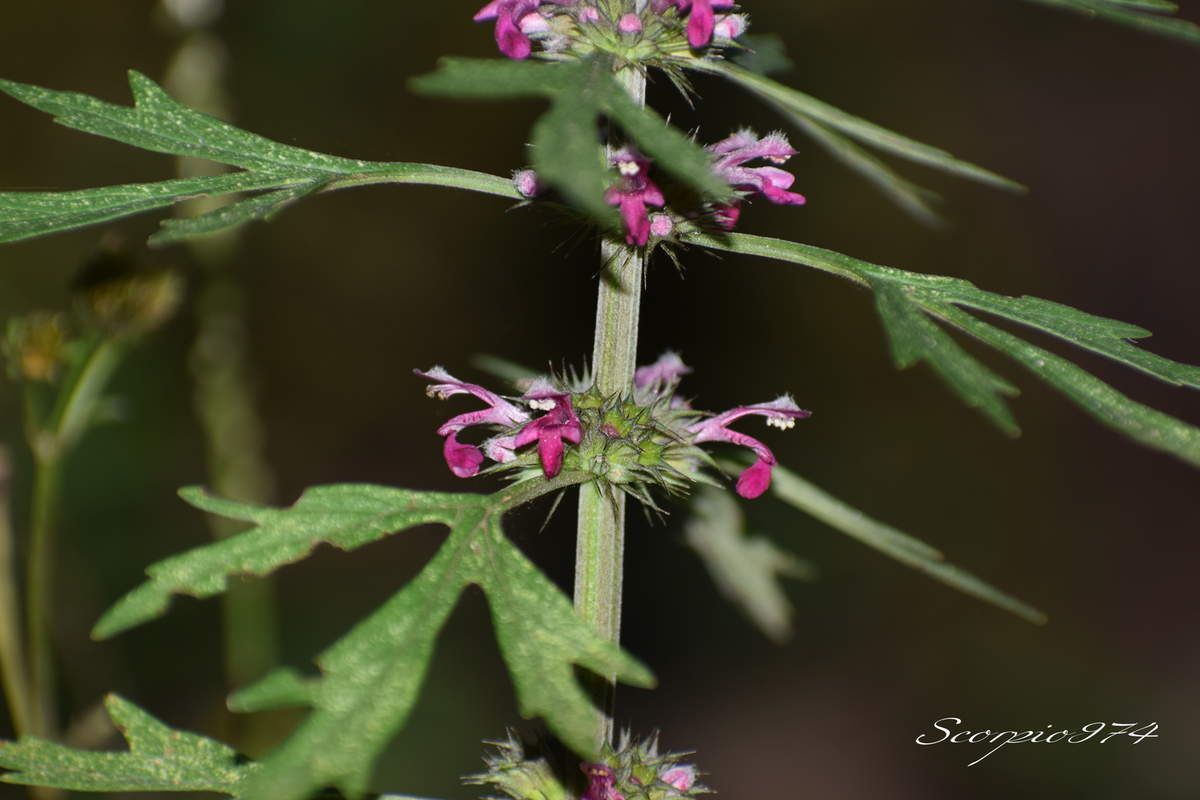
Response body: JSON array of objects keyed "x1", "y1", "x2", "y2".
[{"x1": 575, "y1": 47, "x2": 648, "y2": 751}]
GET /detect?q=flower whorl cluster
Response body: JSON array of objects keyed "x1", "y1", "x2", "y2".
[
  {"x1": 516, "y1": 129, "x2": 806, "y2": 246},
  {"x1": 417, "y1": 352, "x2": 808, "y2": 500},
  {"x1": 474, "y1": 0, "x2": 748, "y2": 61},
  {"x1": 470, "y1": 732, "x2": 705, "y2": 800}
]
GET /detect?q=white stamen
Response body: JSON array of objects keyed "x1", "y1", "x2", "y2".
[
  {"x1": 767, "y1": 417, "x2": 796, "y2": 430},
  {"x1": 529, "y1": 398, "x2": 557, "y2": 411},
  {"x1": 618, "y1": 160, "x2": 640, "y2": 177}
]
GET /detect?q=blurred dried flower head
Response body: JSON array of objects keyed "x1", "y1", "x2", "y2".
[{"x1": 4, "y1": 312, "x2": 71, "y2": 383}]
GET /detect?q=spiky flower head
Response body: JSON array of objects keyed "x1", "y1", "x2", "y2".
[
  {"x1": 416, "y1": 352, "x2": 808, "y2": 503},
  {"x1": 468, "y1": 731, "x2": 706, "y2": 800}
]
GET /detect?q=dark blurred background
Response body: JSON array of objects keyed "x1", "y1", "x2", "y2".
[{"x1": 0, "y1": 0, "x2": 1197, "y2": 797}]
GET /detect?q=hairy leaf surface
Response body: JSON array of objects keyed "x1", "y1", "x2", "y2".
[
  {"x1": 0, "y1": 695, "x2": 252, "y2": 794},
  {"x1": 0, "y1": 73, "x2": 519, "y2": 245},
  {"x1": 93, "y1": 479, "x2": 654, "y2": 800}
]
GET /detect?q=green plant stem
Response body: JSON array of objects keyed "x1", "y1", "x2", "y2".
[
  {"x1": 0, "y1": 449, "x2": 33, "y2": 736},
  {"x1": 25, "y1": 337, "x2": 121, "y2": 739},
  {"x1": 574, "y1": 62, "x2": 646, "y2": 751}
]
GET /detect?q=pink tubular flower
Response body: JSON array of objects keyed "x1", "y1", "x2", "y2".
[
  {"x1": 654, "y1": 0, "x2": 736, "y2": 48},
  {"x1": 473, "y1": 0, "x2": 573, "y2": 59},
  {"x1": 605, "y1": 148, "x2": 665, "y2": 247},
  {"x1": 707, "y1": 129, "x2": 806, "y2": 229},
  {"x1": 415, "y1": 367, "x2": 530, "y2": 478},
  {"x1": 511, "y1": 380, "x2": 584, "y2": 478},
  {"x1": 688, "y1": 396, "x2": 810, "y2": 499}
]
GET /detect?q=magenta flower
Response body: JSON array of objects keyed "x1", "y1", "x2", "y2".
[
  {"x1": 635, "y1": 351, "x2": 693, "y2": 391},
  {"x1": 707, "y1": 129, "x2": 806, "y2": 229},
  {"x1": 688, "y1": 396, "x2": 810, "y2": 499},
  {"x1": 582, "y1": 764, "x2": 625, "y2": 800},
  {"x1": 605, "y1": 148, "x2": 665, "y2": 247},
  {"x1": 474, "y1": 0, "x2": 574, "y2": 59},
  {"x1": 654, "y1": 0, "x2": 736, "y2": 48},
  {"x1": 415, "y1": 367, "x2": 530, "y2": 478},
  {"x1": 512, "y1": 380, "x2": 584, "y2": 478}
]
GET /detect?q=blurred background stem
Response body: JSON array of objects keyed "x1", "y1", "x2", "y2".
[
  {"x1": 24, "y1": 337, "x2": 120, "y2": 739},
  {"x1": 574, "y1": 59, "x2": 647, "y2": 751},
  {"x1": 160, "y1": 0, "x2": 282, "y2": 749},
  {"x1": 0, "y1": 448, "x2": 33, "y2": 737}
]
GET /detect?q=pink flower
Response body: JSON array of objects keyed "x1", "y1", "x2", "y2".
[
  {"x1": 605, "y1": 148, "x2": 665, "y2": 247},
  {"x1": 474, "y1": 0, "x2": 574, "y2": 59},
  {"x1": 582, "y1": 764, "x2": 625, "y2": 800},
  {"x1": 635, "y1": 351, "x2": 693, "y2": 391},
  {"x1": 688, "y1": 396, "x2": 810, "y2": 499},
  {"x1": 713, "y1": 13, "x2": 747, "y2": 40},
  {"x1": 416, "y1": 367, "x2": 530, "y2": 478},
  {"x1": 707, "y1": 129, "x2": 806, "y2": 229},
  {"x1": 660, "y1": 764, "x2": 696, "y2": 792},
  {"x1": 654, "y1": 0, "x2": 736, "y2": 48},
  {"x1": 649, "y1": 213, "x2": 674, "y2": 238},
  {"x1": 513, "y1": 380, "x2": 584, "y2": 478}
]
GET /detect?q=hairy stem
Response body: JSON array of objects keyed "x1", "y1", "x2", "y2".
[
  {"x1": 0, "y1": 449, "x2": 33, "y2": 736},
  {"x1": 574, "y1": 61, "x2": 647, "y2": 751}
]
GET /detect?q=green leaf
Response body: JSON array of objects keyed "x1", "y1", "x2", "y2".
[
  {"x1": 696, "y1": 62, "x2": 1023, "y2": 223},
  {"x1": 684, "y1": 487, "x2": 815, "y2": 642},
  {"x1": 768, "y1": 466, "x2": 1047, "y2": 624},
  {"x1": 874, "y1": 282, "x2": 1021, "y2": 435},
  {"x1": 1017, "y1": 0, "x2": 1200, "y2": 44},
  {"x1": 0, "y1": 72, "x2": 520, "y2": 245},
  {"x1": 686, "y1": 230, "x2": 1200, "y2": 468},
  {"x1": 95, "y1": 477, "x2": 654, "y2": 800},
  {"x1": 411, "y1": 57, "x2": 732, "y2": 222},
  {"x1": 0, "y1": 694, "x2": 253, "y2": 795}
]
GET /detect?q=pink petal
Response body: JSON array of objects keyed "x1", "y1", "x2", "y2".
[
  {"x1": 443, "y1": 434, "x2": 485, "y2": 478},
  {"x1": 736, "y1": 458, "x2": 774, "y2": 499},
  {"x1": 538, "y1": 429, "x2": 566, "y2": 477},
  {"x1": 687, "y1": 0, "x2": 715, "y2": 47},
  {"x1": 496, "y1": 15, "x2": 533, "y2": 59},
  {"x1": 619, "y1": 197, "x2": 651, "y2": 246}
]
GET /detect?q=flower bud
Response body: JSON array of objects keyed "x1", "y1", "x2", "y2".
[
  {"x1": 618, "y1": 13, "x2": 643, "y2": 34},
  {"x1": 3, "y1": 313, "x2": 71, "y2": 382}
]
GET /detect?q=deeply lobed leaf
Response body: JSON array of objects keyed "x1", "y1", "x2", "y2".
[
  {"x1": 687, "y1": 231, "x2": 1200, "y2": 467},
  {"x1": 0, "y1": 73, "x2": 520, "y2": 245},
  {"x1": 92, "y1": 477, "x2": 653, "y2": 800}
]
